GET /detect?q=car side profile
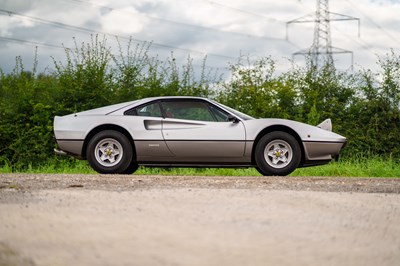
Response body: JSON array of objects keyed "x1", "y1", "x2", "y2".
[{"x1": 54, "y1": 96, "x2": 346, "y2": 176}]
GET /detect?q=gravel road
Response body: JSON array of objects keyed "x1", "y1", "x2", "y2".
[{"x1": 1, "y1": 174, "x2": 400, "y2": 266}]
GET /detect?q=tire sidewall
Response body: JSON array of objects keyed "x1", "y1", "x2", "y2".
[
  {"x1": 87, "y1": 130, "x2": 133, "y2": 174},
  {"x1": 255, "y1": 131, "x2": 301, "y2": 176},
  {"x1": 121, "y1": 162, "x2": 139, "y2": 175}
]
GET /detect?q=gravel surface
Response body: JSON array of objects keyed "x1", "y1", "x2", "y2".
[
  {"x1": 1, "y1": 174, "x2": 400, "y2": 266},
  {"x1": 1, "y1": 173, "x2": 400, "y2": 193}
]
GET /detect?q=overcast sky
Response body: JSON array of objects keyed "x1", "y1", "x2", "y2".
[{"x1": 1, "y1": 0, "x2": 399, "y2": 78}]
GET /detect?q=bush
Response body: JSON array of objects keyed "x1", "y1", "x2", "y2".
[
  {"x1": 217, "y1": 54, "x2": 400, "y2": 158},
  {"x1": 0, "y1": 37, "x2": 399, "y2": 170}
]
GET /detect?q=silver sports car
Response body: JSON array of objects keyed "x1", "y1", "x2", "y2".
[{"x1": 54, "y1": 96, "x2": 346, "y2": 175}]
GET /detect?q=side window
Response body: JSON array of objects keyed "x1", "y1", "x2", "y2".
[
  {"x1": 125, "y1": 102, "x2": 162, "y2": 117},
  {"x1": 161, "y1": 101, "x2": 215, "y2": 121},
  {"x1": 209, "y1": 105, "x2": 230, "y2": 122}
]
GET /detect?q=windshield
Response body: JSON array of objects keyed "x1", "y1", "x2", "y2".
[{"x1": 212, "y1": 101, "x2": 255, "y2": 120}]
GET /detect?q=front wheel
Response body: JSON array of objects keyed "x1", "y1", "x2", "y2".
[
  {"x1": 87, "y1": 130, "x2": 134, "y2": 174},
  {"x1": 255, "y1": 131, "x2": 301, "y2": 176}
]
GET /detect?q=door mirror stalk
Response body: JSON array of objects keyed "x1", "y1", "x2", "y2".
[{"x1": 228, "y1": 115, "x2": 239, "y2": 123}]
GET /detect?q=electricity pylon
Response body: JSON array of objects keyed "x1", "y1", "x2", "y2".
[{"x1": 287, "y1": 0, "x2": 360, "y2": 69}]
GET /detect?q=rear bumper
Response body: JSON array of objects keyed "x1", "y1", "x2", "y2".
[
  {"x1": 54, "y1": 140, "x2": 84, "y2": 158},
  {"x1": 54, "y1": 148, "x2": 84, "y2": 159}
]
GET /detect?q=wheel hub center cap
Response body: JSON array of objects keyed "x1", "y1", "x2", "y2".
[{"x1": 105, "y1": 148, "x2": 113, "y2": 156}]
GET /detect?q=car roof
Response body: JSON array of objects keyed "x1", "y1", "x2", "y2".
[
  {"x1": 108, "y1": 96, "x2": 212, "y2": 115},
  {"x1": 139, "y1": 96, "x2": 208, "y2": 102}
]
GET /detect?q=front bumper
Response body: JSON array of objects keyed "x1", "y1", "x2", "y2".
[{"x1": 303, "y1": 140, "x2": 347, "y2": 161}]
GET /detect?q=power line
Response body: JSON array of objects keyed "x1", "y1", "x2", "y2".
[
  {"x1": 66, "y1": 0, "x2": 287, "y2": 43},
  {"x1": 288, "y1": 0, "x2": 359, "y2": 69},
  {"x1": 65, "y1": 0, "x2": 303, "y2": 53},
  {"x1": 0, "y1": 35, "x2": 66, "y2": 50},
  {"x1": 199, "y1": 0, "x2": 303, "y2": 48},
  {"x1": 344, "y1": 0, "x2": 400, "y2": 47},
  {"x1": 294, "y1": 0, "x2": 389, "y2": 57},
  {"x1": 201, "y1": 0, "x2": 283, "y2": 23},
  {"x1": 0, "y1": 8, "x2": 236, "y2": 60},
  {"x1": 0, "y1": 35, "x2": 226, "y2": 71},
  {"x1": 0, "y1": 0, "x2": 305, "y2": 66}
]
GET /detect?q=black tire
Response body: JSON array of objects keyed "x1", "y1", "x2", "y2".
[
  {"x1": 255, "y1": 131, "x2": 301, "y2": 176},
  {"x1": 255, "y1": 167, "x2": 264, "y2": 176},
  {"x1": 121, "y1": 162, "x2": 139, "y2": 175},
  {"x1": 87, "y1": 130, "x2": 134, "y2": 174}
]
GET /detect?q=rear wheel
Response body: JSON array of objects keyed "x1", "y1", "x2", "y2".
[
  {"x1": 255, "y1": 131, "x2": 301, "y2": 176},
  {"x1": 87, "y1": 130, "x2": 135, "y2": 174},
  {"x1": 121, "y1": 162, "x2": 139, "y2": 175}
]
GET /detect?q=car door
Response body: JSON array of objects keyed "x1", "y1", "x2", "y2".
[
  {"x1": 160, "y1": 99, "x2": 246, "y2": 160},
  {"x1": 124, "y1": 101, "x2": 173, "y2": 160}
]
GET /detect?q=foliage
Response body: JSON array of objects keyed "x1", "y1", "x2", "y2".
[
  {"x1": 217, "y1": 54, "x2": 400, "y2": 158},
  {"x1": 0, "y1": 36, "x2": 399, "y2": 170},
  {"x1": 52, "y1": 35, "x2": 114, "y2": 113},
  {"x1": 345, "y1": 51, "x2": 400, "y2": 157},
  {"x1": 0, "y1": 36, "x2": 220, "y2": 169},
  {"x1": 0, "y1": 54, "x2": 57, "y2": 168}
]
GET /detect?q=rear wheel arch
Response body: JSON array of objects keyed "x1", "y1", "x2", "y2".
[
  {"x1": 82, "y1": 124, "x2": 136, "y2": 160},
  {"x1": 251, "y1": 125, "x2": 305, "y2": 166}
]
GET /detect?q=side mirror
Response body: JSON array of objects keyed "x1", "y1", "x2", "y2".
[{"x1": 228, "y1": 115, "x2": 239, "y2": 123}]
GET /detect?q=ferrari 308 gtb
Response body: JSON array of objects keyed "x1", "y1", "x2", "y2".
[{"x1": 54, "y1": 96, "x2": 346, "y2": 176}]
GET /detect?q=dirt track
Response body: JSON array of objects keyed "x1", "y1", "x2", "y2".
[{"x1": 1, "y1": 174, "x2": 400, "y2": 266}]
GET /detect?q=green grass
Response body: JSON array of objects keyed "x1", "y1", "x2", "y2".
[
  {"x1": 0, "y1": 156, "x2": 399, "y2": 177},
  {"x1": 0, "y1": 159, "x2": 95, "y2": 175},
  {"x1": 292, "y1": 156, "x2": 400, "y2": 178}
]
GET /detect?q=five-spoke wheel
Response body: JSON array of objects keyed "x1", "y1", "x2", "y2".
[
  {"x1": 255, "y1": 131, "x2": 301, "y2": 176},
  {"x1": 94, "y1": 138, "x2": 124, "y2": 167},
  {"x1": 87, "y1": 130, "x2": 137, "y2": 174}
]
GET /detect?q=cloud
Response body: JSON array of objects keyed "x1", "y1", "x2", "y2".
[
  {"x1": 101, "y1": 6, "x2": 149, "y2": 35},
  {"x1": 1, "y1": 0, "x2": 35, "y2": 12},
  {"x1": 0, "y1": 0, "x2": 399, "y2": 75}
]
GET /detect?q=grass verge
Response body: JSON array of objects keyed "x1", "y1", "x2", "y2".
[{"x1": 0, "y1": 156, "x2": 399, "y2": 177}]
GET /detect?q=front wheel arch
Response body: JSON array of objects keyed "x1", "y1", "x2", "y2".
[{"x1": 252, "y1": 126, "x2": 305, "y2": 167}]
